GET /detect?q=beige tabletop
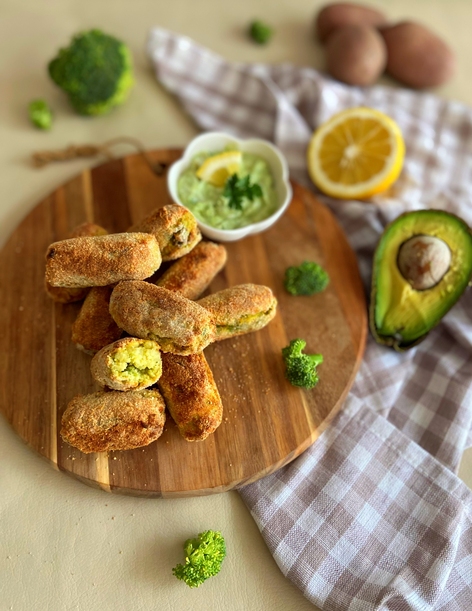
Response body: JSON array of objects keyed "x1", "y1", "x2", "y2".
[{"x1": 1, "y1": 1, "x2": 472, "y2": 610}]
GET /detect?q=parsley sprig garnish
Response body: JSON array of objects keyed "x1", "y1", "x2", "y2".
[{"x1": 223, "y1": 174, "x2": 263, "y2": 211}]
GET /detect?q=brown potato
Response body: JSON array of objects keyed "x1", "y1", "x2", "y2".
[
  {"x1": 325, "y1": 24, "x2": 387, "y2": 86},
  {"x1": 316, "y1": 2, "x2": 387, "y2": 43},
  {"x1": 380, "y1": 21, "x2": 456, "y2": 88}
]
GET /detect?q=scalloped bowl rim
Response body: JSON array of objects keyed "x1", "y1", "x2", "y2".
[{"x1": 167, "y1": 132, "x2": 292, "y2": 242}]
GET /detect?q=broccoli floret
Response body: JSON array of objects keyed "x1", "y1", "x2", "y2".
[
  {"x1": 28, "y1": 99, "x2": 53, "y2": 130},
  {"x1": 282, "y1": 339, "x2": 323, "y2": 389},
  {"x1": 48, "y1": 29, "x2": 134, "y2": 116},
  {"x1": 284, "y1": 261, "x2": 329, "y2": 296},
  {"x1": 172, "y1": 530, "x2": 226, "y2": 588},
  {"x1": 249, "y1": 20, "x2": 273, "y2": 45}
]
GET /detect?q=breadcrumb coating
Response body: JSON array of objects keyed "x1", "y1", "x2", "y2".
[
  {"x1": 197, "y1": 283, "x2": 277, "y2": 340},
  {"x1": 45, "y1": 232, "x2": 161, "y2": 288},
  {"x1": 71, "y1": 286, "x2": 122, "y2": 354},
  {"x1": 158, "y1": 352, "x2": 223, "y2": 441},
  {"x1": 156, "y1": 241, "x2": 227, "y2": 299},
  {"x1": 45, "y1": 222, "x2": 108, "y2": 303},
  {"x1": 129, "y1": 204, "x2": 201, "y2": 261},
  {"x1": 61, "y1": 389, "x2": 166, "y2": 453},
  {"x1": 109, "y1": 281, "x2": 216, "y2": 355}
]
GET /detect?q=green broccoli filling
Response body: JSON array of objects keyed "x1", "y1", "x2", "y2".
[
  {"x1": 109, "y1": 341, "x2": 161, "y2": 385},
  {"x1": 161, "y1": 216, "x2": 196, "y2": 258},
  {"x1": 216, "y1": 307, "x2": 275, "y2": 335}
]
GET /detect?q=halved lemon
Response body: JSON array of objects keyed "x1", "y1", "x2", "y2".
[
  {"x1": 307, "y1": 107, "x2": 405, "y2": 200},
  {"x1": 196, "y1": 151, "x2": 242, "y2": 187}
]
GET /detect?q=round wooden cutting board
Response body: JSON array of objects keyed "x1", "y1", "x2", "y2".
[{"x1": 0, "y1": 149, "x2": 366, "y2": 497}]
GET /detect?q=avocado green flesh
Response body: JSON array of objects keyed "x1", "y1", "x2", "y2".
[
  {"x1": 372, "y1": 210, "x2": 472, "y2": 347},
  {"x1": 109, "y1": 341, "x2": 162, "y2": 385}
]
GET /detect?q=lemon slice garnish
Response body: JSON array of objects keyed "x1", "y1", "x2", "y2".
[
  {"x1": 307, "y1": 107, "x2": 405, "y2": 199},
  {"x1": 196, "y1": 151, "x2": 242, "y2": 187}
]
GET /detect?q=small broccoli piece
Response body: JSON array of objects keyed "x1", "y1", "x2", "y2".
[
  {"x1": 284, "y1": 261, "x2": 329, "y2": 296},
  {"x1": 48, "y1": 29, "x2": 134, "y2": 116},
  {"x1": 28, "y1": 99, "x2": 53, "y2": 130},
  {"x1": 172, "y1": 530, "x2": 226, "y2": 588},
  {"x1": 282, "y1": 339, "x2": 323, "y2": 389},
  {"x1": 249, "y1": 20, "x2": 273, "y2": 45}
]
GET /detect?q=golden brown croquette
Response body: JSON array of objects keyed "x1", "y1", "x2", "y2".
[
  {"x1": 109, "y1": 281, "x2": 216, "y2": 355},
  {"x1": 60, "y1": 389, "x2": 166, "y2": 453},
  {"x1": 157, "y1": 352, "x2": 223, "y2": 442},
  {"x1": 45, "y1": 233, "x2": 161, "y2": 288}
]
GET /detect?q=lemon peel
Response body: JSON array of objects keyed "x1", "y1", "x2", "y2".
[{"x1": 196, "y1": 151, "x2": 242, "y2": 187}]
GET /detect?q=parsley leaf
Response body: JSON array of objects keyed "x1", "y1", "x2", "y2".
[{"x1": 223, "y1": 174, "x2": 263, "y2": 210}]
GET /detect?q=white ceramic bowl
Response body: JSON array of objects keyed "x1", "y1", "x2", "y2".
[{"x1": 167, "y1": 132, "x2": 292, "y2": 242}]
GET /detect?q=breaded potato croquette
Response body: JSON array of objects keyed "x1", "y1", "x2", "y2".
[
  {"x1": 109, "y1": 281, "x2": 216, "y2": 355},
  {"x1": 156, "y1": 241, "x2": 227, "y2": 300},
  {"x1": 158, "y1": 352, "x2": 223, "y2": 441},
  {"x1": 197, "y1": 284, "x2": 277, "y2": 341},
  {"x1": 45, "y1": 222, "x2": 108, "y2": 303},
  {"x1": 91, "y1": 338, "x2": 162, "y2": 391},
  {"x1": 71, "y1": 286, "x2": 122, "y2": 354},
  {"x1": 45, "y1": 233, "x2": 161, "y2": 288},
  {"x1": 60, "y1": 389, "x2": 166, "y2": 453},
  {"x1": 69, "y1": 222, "x2": 108, "y2": 238},
  {"x1": 128, "y1": 204, "x2": 201, "y2": 261},
  {"x1": 44, "y1": 277, "x2": 89, "y2": 305}
]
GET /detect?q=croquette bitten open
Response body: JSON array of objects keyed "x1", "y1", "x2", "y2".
[
  {"x1": 128, "y1": 204, "x2": 201, "y2": 261},
  {"x1": 60, "y1": 389, "x2": 166, "y2": 453},
  {"x1": 91, "y1": 337, "x2": 162, "y2": 391},
  {"x1": 109, "y1": 281, "x2": 216, "y2": 355},
  {"x1": 45, "y1": 232, "x2": 161, "y2": 288}
]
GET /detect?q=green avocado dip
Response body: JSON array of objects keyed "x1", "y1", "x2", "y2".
[{"x1": 177, "y1": 150, "x2": 278, "y2": 230}]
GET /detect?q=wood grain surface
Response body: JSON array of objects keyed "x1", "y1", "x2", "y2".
[{"x1": 0, "y1": 149, "x2": 367, "y2": 497}]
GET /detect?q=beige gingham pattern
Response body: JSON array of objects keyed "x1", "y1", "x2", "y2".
[{"x1": 149, "y1": 29, "x2": 472, "y2": 609}]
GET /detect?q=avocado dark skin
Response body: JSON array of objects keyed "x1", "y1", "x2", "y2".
[{"x1": 370, "y1": 209, "x2": 472, "y2": 351}]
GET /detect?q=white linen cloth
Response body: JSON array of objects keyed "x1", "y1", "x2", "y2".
[{"x1": 148, "y1": 28, "x2": 472, "y2": 610}]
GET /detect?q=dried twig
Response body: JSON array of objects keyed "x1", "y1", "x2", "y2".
[{"x1": 32, "y1": 136, "x2": 167, "y2": 176}]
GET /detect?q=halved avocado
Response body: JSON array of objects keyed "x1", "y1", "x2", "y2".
[{"x1": 370, "y1": 210, "x2": 472, "y2": 351}]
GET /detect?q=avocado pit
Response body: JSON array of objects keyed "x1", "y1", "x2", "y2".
[{"x1": 397, "y1": 235, "x2": 451, "y2": 290}]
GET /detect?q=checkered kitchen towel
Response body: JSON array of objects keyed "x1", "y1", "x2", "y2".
[{"x1": 148, "y1": 29, "x2": 472, "y2": 610}]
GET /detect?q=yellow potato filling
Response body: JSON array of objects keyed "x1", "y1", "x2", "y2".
[
  {"x1": 217, "y1": 307, "x2": 275, "y2": 336},
  {"x1": 108, "y1": 340, "x2": 162, "y2": 386}
]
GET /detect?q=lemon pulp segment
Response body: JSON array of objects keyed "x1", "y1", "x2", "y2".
[
  {"x1": 307, "y1": 107, "x2": 405, "y2": 200},
  {"x1": 196, "y1": 151, "x2": 242, "y2": 187}
]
